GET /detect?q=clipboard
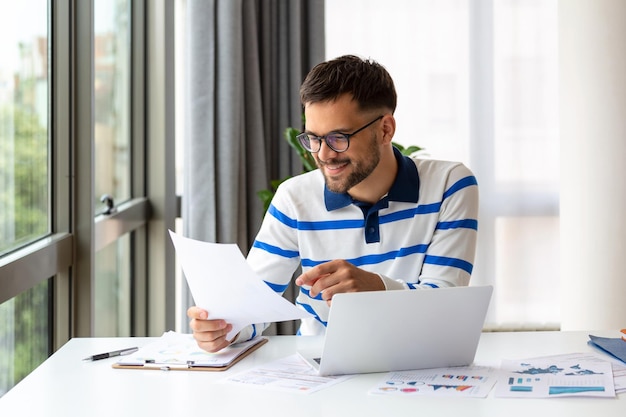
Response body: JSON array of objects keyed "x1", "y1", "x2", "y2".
[{"x1": 112, "y1": 332, "x2": 268, "y2": 372}]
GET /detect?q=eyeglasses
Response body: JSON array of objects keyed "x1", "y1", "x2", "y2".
[{"x1": 297, "y1": 115, "x2": 383, "y2": 153}]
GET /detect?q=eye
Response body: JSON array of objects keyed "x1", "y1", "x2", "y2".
[{"x1": 325, "y1": 133, "x2": 348, "y2": 143}]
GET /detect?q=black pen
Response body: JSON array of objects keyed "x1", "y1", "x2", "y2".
[{"x1": 82, "y1": 347, "x2": 139, "y2": 361}]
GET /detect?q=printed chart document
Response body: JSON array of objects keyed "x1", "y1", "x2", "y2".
[
  {"x1": 556, "y1": 351, "x2": 626, "y2": 394},
  {"x1": 368, "y1": 366, "x2": 497, "y2": 398},
  {"x1": 169, "y1": 231, "x2": 312, "y2": 340},
  {"x1": 495, "y1": 354, "x2": 615, "y2": 398}
]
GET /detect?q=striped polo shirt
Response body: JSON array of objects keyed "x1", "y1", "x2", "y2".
[{"x1": 239, "y1": 147, "x2": 479, "y2": 340}]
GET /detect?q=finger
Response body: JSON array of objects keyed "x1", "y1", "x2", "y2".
[
  {"x1": 295, "y1": 269, "x2": 317, "y2": 287},
  {"x1": 295, "y1": 262, "x2": 337, "y2": 286},
  {"x1": 309, "y1": 274, "x2": 332, "y2": 298},
  {"x1": 194, "y1": 323, "x2": 233, "y2": 353},
  {"x1": 309, "y1": 273, "x2": 341, "y2": 299},
  {"x1": 193, "y1": 322, "x2": 232, "y2": 339},
  {"x1": 186, "y1": 306, "x2": 208, "y2": 320},
  {"x1": 310, "y1": 265, "x2": 367, "y2": 299},
  {"x1": 189, "y1": 318, "x2": 229, "y2": 333},
  {"x1": 296, "y1": 269, "x2": 332, "y2": 288},
  {"x1": 317, "y1": 279, "x2": 340, "y2": 301},
  {"x1": 197, "y1": 331, "x2": 232, "y2": 353}
]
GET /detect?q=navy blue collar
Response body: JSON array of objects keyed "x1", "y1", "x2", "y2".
[{"x1": 324, "y1": 146, "x2": 420, "y2": 211}]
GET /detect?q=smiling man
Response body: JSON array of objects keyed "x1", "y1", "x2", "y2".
[{"x1": 188, "y1": 55, "x2": 479, "y2": 352}]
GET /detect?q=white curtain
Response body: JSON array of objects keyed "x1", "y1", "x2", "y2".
[{"x1": 326, "y1": 0, "x2": 560, "y2": 330}]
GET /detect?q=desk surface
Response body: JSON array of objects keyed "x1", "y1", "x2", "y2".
[{"x1": 1, "y1": 330, "x2": 624, "y2": 416}]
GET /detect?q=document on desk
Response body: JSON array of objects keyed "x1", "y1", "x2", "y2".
[
  {"x1": 368, "y1": 366, "x2": 497, "y2": 398},
  {"x1": 495, "y1": 354, "x2": 616, "y2": 398},
  {"x1": 169, "y1": 231, "x2": 312, "y2": 340},
  {"x1": 220, "y1": 354, "x2": 351, "y2": 394},
  {"x1": 557, "y1": 351, "x2": 626, "y2": 394}
]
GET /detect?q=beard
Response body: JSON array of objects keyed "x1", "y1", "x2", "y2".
[{"x1": 316, "y1": 132, "x2": 381, "y2": 194}]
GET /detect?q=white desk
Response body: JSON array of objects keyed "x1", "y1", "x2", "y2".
[{"x1": 1, "y1": 331, "x2": 624, "y2": 416}]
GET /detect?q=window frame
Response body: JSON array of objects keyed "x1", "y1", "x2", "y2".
[{"x1": 1, "y1": 0, "x2": 177, "y2": 354}]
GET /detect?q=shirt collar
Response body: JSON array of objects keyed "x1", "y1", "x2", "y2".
[{"x1": 324, "y1": 146, "x2": 420, "y2": 211}]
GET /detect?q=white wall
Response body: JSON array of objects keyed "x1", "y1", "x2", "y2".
[{"x1": 560, "y1": 0, "x2": 626, "y2": 330}]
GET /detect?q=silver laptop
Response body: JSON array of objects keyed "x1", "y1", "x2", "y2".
[{"x1": 298, "y1": 285, "x2": 493, "y2": 376}]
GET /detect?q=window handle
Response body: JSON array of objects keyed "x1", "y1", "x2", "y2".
[{"x1": 100, "y1": 194, "x2": 117, "y2": 215}]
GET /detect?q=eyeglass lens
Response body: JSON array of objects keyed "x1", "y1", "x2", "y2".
[
  {"x1": 298, "y1": 115, "x2": 383, "y2": 153},
  {"x1": 300, "y1": 133, "x2": 348, "y2": 153}
]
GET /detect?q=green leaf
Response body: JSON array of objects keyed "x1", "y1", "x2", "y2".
[
  {"x1": 393, "y1": 142, "x2": 423, "y2": 156},
  {"x1": 392, "y1": 142, "x2": 406, "y2": 153},
  {"x1": 403, "y1": 145, "x2": 423, "y2": 156},
  {"x1": 256, "y1": 189, "x2": 275, "y2": 213},
  {"x1": 285, "y1": 127, "x2": 316, "y2": 172}
]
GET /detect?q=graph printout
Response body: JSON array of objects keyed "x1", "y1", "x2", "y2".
[
  {"x1": 495, "y1": 357, "x2": 615, "y2": 398},
  {"x1": 369, "y1": 366, "x2": 497, "y2": 398}
]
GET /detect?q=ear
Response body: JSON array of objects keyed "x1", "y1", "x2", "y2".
[{"x1": 380, "y1": 114, "x2": 396, "y2": 145}]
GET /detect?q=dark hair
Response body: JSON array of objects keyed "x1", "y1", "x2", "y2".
[{"x1": 299, "y1": 55, "x2": 397, "y2": 113}]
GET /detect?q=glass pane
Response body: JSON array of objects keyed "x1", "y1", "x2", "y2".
[
  {"x1": 325, "y1": 0, "x2": 470, "y2": 164},
  {"x1": 495, "y1": 217, "x2": 560, "y2": 326},
  {"x1": 0, "y1": 280, "x2": 50, "y2": 397},
  {"x1": 0, "y1": 1, "x2": 49, "y2": 255},
  {"x1": 94, "y1": 234, "x2": 132, "y2": 337},
  {"x1": 94, "y1": 0, "x2": 131, "y2": 214},
  {"x1": 493, "y1": 0, "x2": 559, "y2": 186}
]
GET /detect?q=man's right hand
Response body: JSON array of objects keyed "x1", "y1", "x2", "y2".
[{"x1": 187, "y1": 306, "x2": 233, "y2": 353}]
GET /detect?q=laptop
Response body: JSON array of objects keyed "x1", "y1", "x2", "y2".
[{"x1": 298, "y1": 285, "x2": 493, "y2": 376}]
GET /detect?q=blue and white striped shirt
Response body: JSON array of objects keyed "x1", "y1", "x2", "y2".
[{"x1": 239, "y1": 147, "x2": 478, "y2": 340}]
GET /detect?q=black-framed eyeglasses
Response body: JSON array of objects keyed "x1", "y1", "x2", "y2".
[{"x1": 297, "y1": 115, "x2": 384, "y2": 153}]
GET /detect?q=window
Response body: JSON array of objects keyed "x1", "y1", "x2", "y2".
[
  {"x1": 0, "y1": 0, "x2": 51, "y2": 396},
  {"x1": 0, "y1": 2, "x2": 49, "y2": 255},
  {"x1": 1, "y1": 0, "x2": 177, "y2": 397},
  {"x1": 326, "y1": 0, "x2": 559, "y2": 329},
  {"x1": 0, "y1": 280, "x2": 50, "y2": 397},
  {"x1": 93, "y1": 0, "x2": 134, "y2": 337},
  {"x1": 94, "y1": 0, "x2": 132, "y2": 213}
]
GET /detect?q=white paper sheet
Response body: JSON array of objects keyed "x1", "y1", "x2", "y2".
[
  {"x1": 495, "y1": 355, "x2": 615, "y2": 398},
  {"x1": 169, "y1": 230, "x2": 312, "y2": 340},
  {"x1": 556, "y1": 351, "x2": 626, "y2": 394},
  {"x1": 369, "y1": 366, "x2": 497, "y2": 398},
  {"x1": 220, "y1": 354, "x2": 351, "y2": 394}
]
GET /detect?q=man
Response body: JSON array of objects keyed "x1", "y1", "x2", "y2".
[{"x1": 188, "y1": 55, "x2": 479, "y2": 352}]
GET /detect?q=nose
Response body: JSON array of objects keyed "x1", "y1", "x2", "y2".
[{"x1": 316, "y1": 139, "x2": 339, "y2": 162}]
